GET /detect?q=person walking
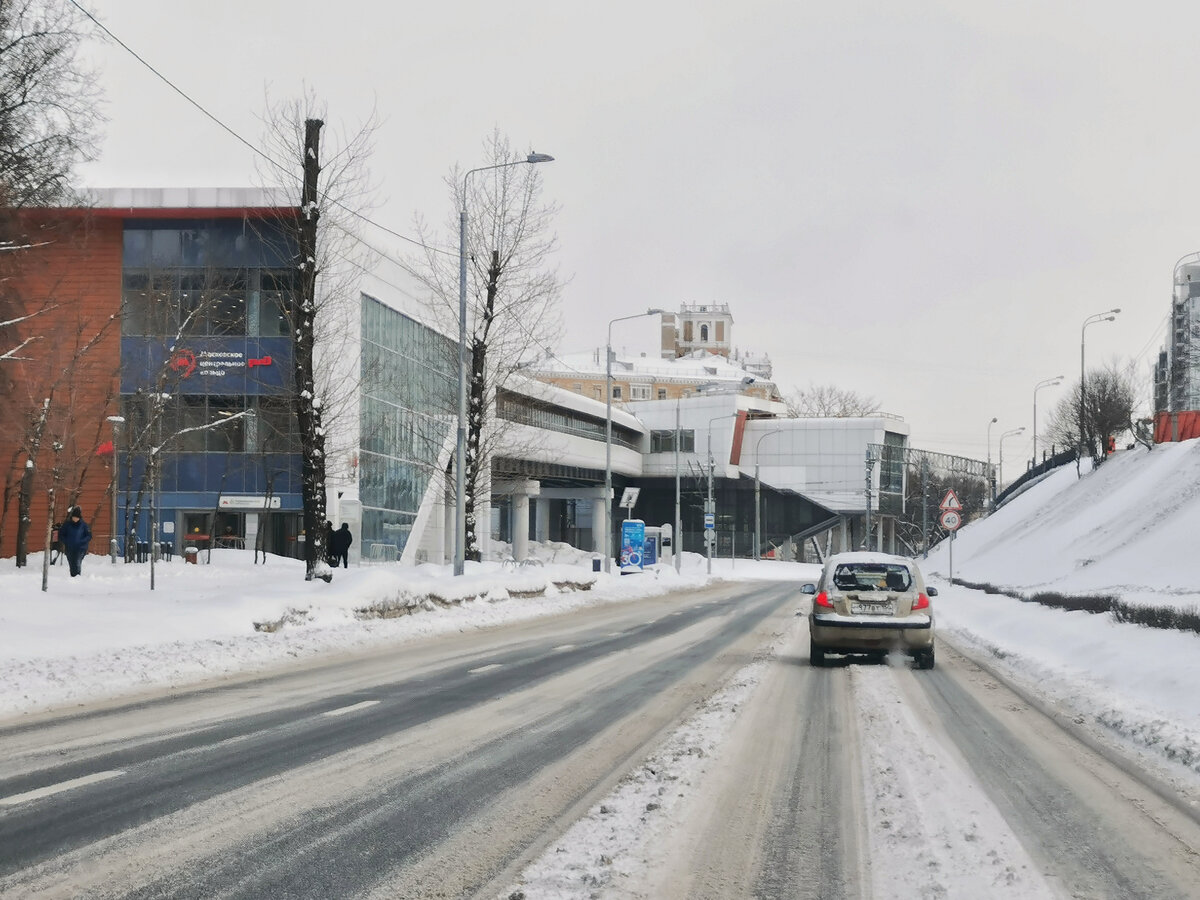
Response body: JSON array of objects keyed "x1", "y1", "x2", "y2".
[
  {"x1": 324, "y1": 520, "x2": 336, "y2": 565},
  {"x1": 330, "y1": 522, "x2": 353, "y2": 568},
  {"x1": 59, "y1": 506, "x2": 92, "y2": 577}
]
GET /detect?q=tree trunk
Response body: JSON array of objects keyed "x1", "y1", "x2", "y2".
[
  {"x1": 16, "y1": 461, "x2": 34, "y2": 568},
  {"x1": 462, "y1": 249, "x2": 503, "y2": 564},
  {"x1": 466, "y1": 337, "x2": 487, "y2": 562},
  {"x1": 294, "y1": 118, "x2": 330, "y2": 582},
  {"x1": 16, "y1": 400, "x2": 50, "y2": 567}
]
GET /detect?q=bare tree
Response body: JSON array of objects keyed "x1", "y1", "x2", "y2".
[
  {"x1": 255, "y1": 93, "x2": 379, "y2": 580},
  {"x1": 0, "y1": 253, "x2": 117, "y2": 563},
  {"x1": 412, "y1": 129, "x2": 563, "y2": 563},
  {"x1": 0, "y1": 0, "x2": 100, "y2": 357},
  {"x1": 0, "y1": 0, "x2": 100, "y2": 208},
  {"x1": 1045, "y1": 360, "x2": 1139, "y2": 465},
  {"x1": 785, "y1": 382, "x2": 880, "y2": 418}
]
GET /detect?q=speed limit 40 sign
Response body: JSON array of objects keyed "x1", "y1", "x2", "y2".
[{"x1": 940, "y1": 509, "x2": 962, "y2": 531}]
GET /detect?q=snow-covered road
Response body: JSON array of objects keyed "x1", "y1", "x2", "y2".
[{"x1": 507, "y1": 612, "x2": 1200, "y2": 900}]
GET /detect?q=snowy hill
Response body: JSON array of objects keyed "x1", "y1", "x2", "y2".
[{"x1": 926, "y1": 440, "x2": 1200, "y2": 610}]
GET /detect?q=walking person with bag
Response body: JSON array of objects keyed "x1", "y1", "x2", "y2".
[{"x1": 59, "y1": 506, "x2": 92, "y2": 577}]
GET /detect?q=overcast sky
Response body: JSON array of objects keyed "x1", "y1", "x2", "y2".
[{"x1": 78, "y1": 0, "x2": 1198, "y2": 462}]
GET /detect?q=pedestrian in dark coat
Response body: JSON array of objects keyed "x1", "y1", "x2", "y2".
[
  {"x1": 324, "y1": 520, "x2": 335, "y2": 565},
  {"x1": 58, "y1": 506, "x2": 92, "y2": 577},
  {"x1": 330, "y1": 523, "x2": 353, "y2": 568}
]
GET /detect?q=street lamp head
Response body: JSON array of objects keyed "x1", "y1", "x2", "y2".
[
  {"x1": 1111, "y1": 307, "x2": 1121, "y2": 314},
  {"x1": 526, "y1": 152, "x2": 555, "y2": 164},
  {"x1": 646, "y1": 307, "x2": 667, "y2": 315},
  {"x1": 990, "y1": 416, "x2": 998, "y2": 424}
]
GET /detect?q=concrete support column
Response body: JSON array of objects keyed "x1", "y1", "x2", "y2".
[
  {"x1": 592, "y1": 498, "x2": 607, "y2": 555},
  {"x1": 535, "y1": 498, "x2": 550, "y2": 542},
  {"x1": 443, "y1": 484, "x2": 454, "y2": 564},
  {"x1": 245, "y1": 513, "x2": 259, "y2": 552},
  {"x1": 513, "y1": 494, "x2": 530, "y2": 561}
]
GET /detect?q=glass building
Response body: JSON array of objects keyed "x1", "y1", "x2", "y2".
[
  {"x1": 118, "y1": 214, "x2": 305, "y2": 557},
  {"x1": 357, "y1": 294, "x2": 457, "y2": 561}
]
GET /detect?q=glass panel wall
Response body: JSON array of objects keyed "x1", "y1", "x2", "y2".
[{"x1": 358, "y1": 295, "x2": 456, "y2": 560}]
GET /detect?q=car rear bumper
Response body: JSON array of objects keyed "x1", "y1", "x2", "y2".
[{"x1": 810, "y1": 614, "x2": 934, "y2": 651}]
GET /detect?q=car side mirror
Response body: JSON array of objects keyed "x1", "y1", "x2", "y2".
[
  {"x1": 801, "y1": 583, "x2": 817, "y2": 595},
  {"x1": 926, "y1": 586, "x2": 938, "y2": 597}
]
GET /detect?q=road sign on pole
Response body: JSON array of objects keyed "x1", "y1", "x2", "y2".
[
  {"x1": 939, "y1": 489, "x2": 961, "y2": 511},
  {"x1": 940, "y1": 509, "x2": 962, "y2": 531}
]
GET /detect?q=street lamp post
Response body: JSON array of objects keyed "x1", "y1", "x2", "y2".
[
  {"x1": 456, "y1": 152, "x2": 555, "y2": 576},
  {"x1": 674, "y1": 397, "x2": 682, "y2": 573},
  {"x1": 998, "y1": 426, "x2": 1025, "y2": 494},
  {"x1": 602, "y1": 309, "x2": 666, "y2": 573},
  {"x1": 705, "y1": 412, "x2": 738, "y2": 575},
  {"x1": 754, "y1": 429, "x2": 783, "y2": 561},
  {"x1": 106, "y1": 415, "x2": 124, "y2": 563},
  {"x1": 1080, "y1": 308, "x2": 1120, "y2": 475},
  {"x1": 986, "y1": 417, "x2": 998, "y2": 504},
  {"x1": 1032, "y1": 375, "x2": 1063, "y2": 466}
]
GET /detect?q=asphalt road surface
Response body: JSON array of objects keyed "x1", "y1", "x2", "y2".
[{"x1": 2, "y1": 582, "x2": 1198, "y2": 899}]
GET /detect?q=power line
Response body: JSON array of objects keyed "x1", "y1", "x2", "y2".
[
  {"x1": 69, "y1": 0, "x2": 455, "y2": 258},
  {"x1": 70, "y1": 6, "x2": 583, "y2": 381}
]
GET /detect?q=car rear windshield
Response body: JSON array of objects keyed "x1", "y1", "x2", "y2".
[{"x1": 831, "y1": 563, "x2": 912, "y2": 592}]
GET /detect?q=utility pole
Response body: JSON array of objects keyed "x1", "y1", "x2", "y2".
[
  {"x1": 921, "y1": 455, "x2": 930, "y2": 556},
  {"x1": 706, "y1": 434, "x2": 715, "y2": 574},
  {"x1": 674, "y1": 399, "x2": 681, "y2": 573},
  {"x1": 864, "y1": 449, "x2": 874, "y2": 551}
]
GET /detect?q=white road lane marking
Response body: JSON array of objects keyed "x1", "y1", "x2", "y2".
[
  {"x1": 551, "y1": 644, "x2": 575, "y2": 652},
  {"x1": 468, "y1": 664, "x2": 503, "y2": 674},
  {"x1": 322, "y1": 700, "x2": 380, "y2": 717},
  {"x1": 0, "y1": 770, "x2": 125, "y2": 807}
]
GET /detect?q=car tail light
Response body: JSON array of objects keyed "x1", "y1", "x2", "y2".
[
  {"x1": 814, "y1": 591, "x2": 835, "y2": 608},
  {"x1": 913, "y1": 592, "x2": 930, "y2": 610}
]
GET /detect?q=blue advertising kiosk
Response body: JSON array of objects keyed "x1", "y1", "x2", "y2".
[{"x1": 620, "y1": 519, "x2": 645, "y2": 574}]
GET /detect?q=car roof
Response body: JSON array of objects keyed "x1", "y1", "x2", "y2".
[{"x1": 825, "y1": 551, "x2": 914, "y2": 567}]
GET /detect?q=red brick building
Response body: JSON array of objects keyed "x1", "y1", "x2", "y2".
[{"x1": 1, "y1": 189, "x2": 300, "y2": 561}]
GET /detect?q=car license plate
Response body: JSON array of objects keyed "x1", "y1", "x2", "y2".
[{"x1": 851, "y1": 600, "x2": 895, "y2": 616}]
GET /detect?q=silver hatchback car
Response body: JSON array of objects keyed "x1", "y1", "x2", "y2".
[{"x1": 803, "y1": 551, "x2": 937, "y2": 669}]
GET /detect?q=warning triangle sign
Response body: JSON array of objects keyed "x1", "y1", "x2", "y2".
[{"x1": 940, "y1": 489, "x2": 961, "y2": 511}]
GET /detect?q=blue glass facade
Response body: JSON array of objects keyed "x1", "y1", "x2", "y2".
[
  {"x1": 358, "y1": 295, "x2": 456, "y2": 560},
  {"x1": 117, "y1": 217, "x2": 305, "y2": 556}
]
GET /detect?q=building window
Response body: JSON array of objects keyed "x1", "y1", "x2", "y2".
[
  {"x1": 593, "y1": 386, "x2": 602, "y2": 400},
  {"x1": 650, "y1": 429, "x2": 695, "y2": 453},
  {"x1": 657, "y1": 388, "x2": 667, "y2": 400},
  {"x1": 700, "y1": 323, "x2": 709, "y2": 342},
  {"x1": 630, "y1": 384, "x2": 651, "y2": 400},
  {"x1": 612, "y1": 385, "x2": 622, "y2": 400},
  {"x1": 256, "y1": 270, "x2": 296, "y2": 337},
  {"x1": 573, "y1": 383, "x2": 583, "y2": 393}
]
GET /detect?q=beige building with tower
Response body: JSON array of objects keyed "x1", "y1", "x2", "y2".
[{"x1": 531, "y1": 302, "x2": 779, "y2": 405}]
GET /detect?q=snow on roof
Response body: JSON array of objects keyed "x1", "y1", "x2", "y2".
[
  {"x1": 530, "y1": 348, "x2": 769, "y2": 386},
  {"x1": 86, "y1": 187, "x2": 293, "y2": 210}
]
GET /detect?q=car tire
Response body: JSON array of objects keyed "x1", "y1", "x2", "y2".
[
  {"x1": 915, "y1": 646, "x2": 935, "y2": 670},
  {"x1": 810, "y1": 639, "x2": 826, "y2": 668}
]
